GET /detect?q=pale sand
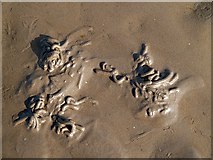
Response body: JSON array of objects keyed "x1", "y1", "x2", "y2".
[{"x1": 2, "y1": 2, "x2": 211, "y2": 158}]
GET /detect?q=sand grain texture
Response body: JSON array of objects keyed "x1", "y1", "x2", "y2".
[{"x1": 2, "y1": 2, "x2": 211, "y2": 158}]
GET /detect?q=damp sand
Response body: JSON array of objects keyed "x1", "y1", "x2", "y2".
[{"x1": 2, "y1": 2, "x2": 211, "y2": 158}]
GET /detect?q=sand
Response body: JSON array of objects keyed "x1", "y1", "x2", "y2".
[{"x1": 2, "y1": 2, "x2": 211, "y2": 158}]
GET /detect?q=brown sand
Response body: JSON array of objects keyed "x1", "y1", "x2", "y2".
[{"x1": 2, "y1": 2, "x2": 211, "y2": 158}]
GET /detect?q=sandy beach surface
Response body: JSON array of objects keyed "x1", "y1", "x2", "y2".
[{"x1": 2, "y1": 2, "x2": 211, "y2": 158}]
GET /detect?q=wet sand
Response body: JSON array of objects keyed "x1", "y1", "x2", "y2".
[{"x1": 2, "y1": 2, "x2": 211, "y2": 158}]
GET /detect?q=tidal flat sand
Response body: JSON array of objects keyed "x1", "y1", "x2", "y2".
[{"x1": 2, "y1": 2, "x2": 211, "y2": 158}]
